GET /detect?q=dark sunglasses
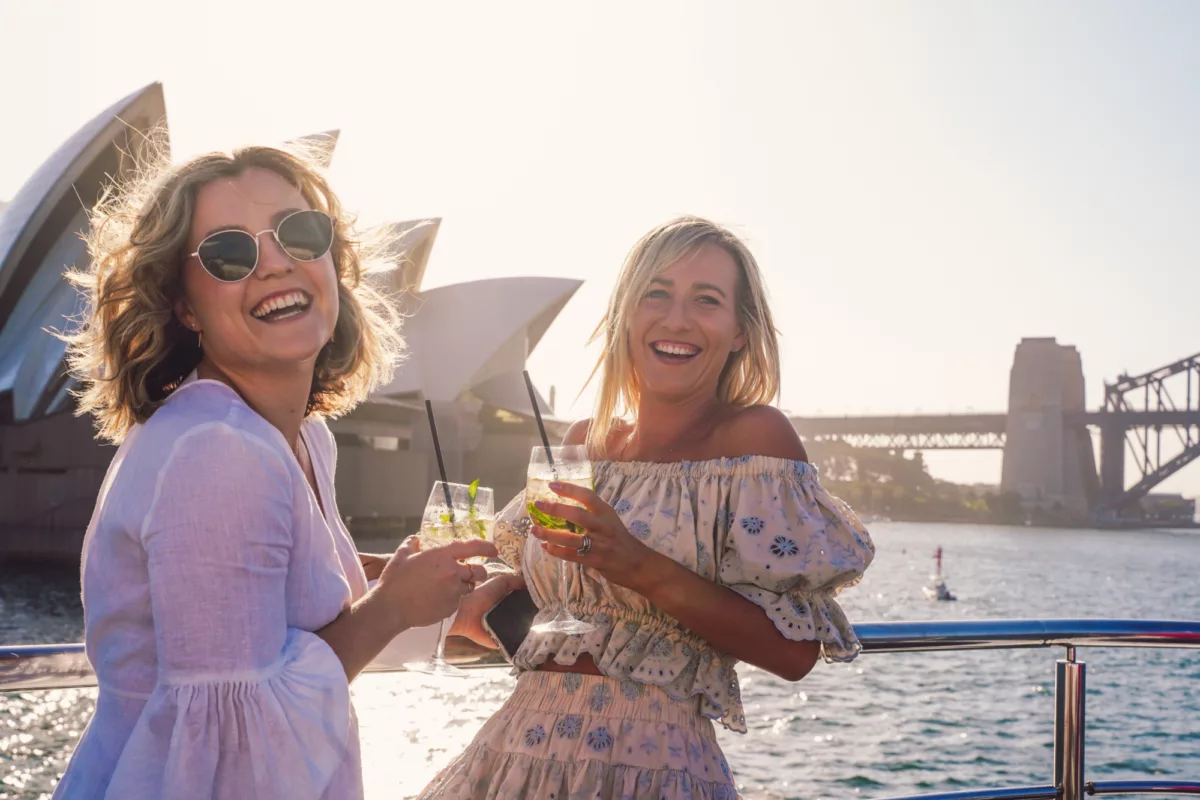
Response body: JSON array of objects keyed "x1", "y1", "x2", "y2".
[{"x1": 188, "y1": 209, "x2": 336, "y2": 283}]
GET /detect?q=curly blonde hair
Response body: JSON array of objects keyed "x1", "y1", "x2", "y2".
[
  {"x1": 65, "y1": 141, "x2": 405, "y2": 443},
  {"x1": 585, "y1": 216, "x2": 781, "y2": 457}
]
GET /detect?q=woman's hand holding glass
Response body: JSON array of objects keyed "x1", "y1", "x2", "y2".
[
  {"x1": 526, "y1": 445, "x2": 599, "y2": 634},
  {"x1": 373, "y1": 535, "x2": 494, "y2": 633},
  {"x1": 528, "y1": 482, "x2": 659, "y2": 595}
]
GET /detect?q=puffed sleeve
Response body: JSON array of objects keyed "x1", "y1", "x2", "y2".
[
  {"x1": 491, "y1": 490, "x2": 531, "y2": 574},
  {"x1": 717, "y1": 462, "x2": 875, "y2": 662},
  {"x1": 104, "y1": 423, "x2": 352, "y2": 800}
]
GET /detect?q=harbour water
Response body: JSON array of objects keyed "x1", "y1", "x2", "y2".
[{"x1": 2, "y1": 521, "x2": 1198, "y2": 799}]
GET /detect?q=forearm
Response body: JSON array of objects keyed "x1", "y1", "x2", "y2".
[
  {"x1": 316, "y1": 587, "x2": 407, "y2": 681},
  {"x1": 633, "y1": 551, "x2": 819, "y2": 681}
]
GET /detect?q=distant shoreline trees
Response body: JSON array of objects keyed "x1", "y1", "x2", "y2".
[{"x1": 808, "y1": 442, "x2": 1038, "y2": 526}]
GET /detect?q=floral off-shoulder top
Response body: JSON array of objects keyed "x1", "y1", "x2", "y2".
[{"x1": 493, "y1": 456, "x2": 875, "y2": 734}]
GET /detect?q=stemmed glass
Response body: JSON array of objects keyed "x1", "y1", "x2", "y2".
[
  {"x1": 403, "y1": 481, "x2": 495, "y2": 677},
  {"x1": 527, "y1": 445, "x2": 597, "y2": 634}
]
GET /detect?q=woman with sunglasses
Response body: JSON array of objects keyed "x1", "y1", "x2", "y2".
[{"x1": 52, "y1": 145, "x2": 511, "y2": 799}]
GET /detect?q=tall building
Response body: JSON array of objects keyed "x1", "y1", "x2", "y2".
[{"x1": 0, "y1": 83, "x2": 580, "y2": 559}]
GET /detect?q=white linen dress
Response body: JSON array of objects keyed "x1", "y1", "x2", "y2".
[{"x1": 52, "y1": 376, "x2": 441, "y2": 800}]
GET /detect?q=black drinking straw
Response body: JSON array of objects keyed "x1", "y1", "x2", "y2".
[
  {"x1": 522, "y1": 370, "x2": 555, "y2": 467},
  {"x1": 425, "y1": 400, "x2": 455, "y2": 519}
]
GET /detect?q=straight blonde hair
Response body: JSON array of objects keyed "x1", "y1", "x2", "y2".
[{"x1": 584, "y1": 216, "x2": 781, "y2": 457}]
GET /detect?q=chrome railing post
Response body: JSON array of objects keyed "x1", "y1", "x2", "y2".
[{"x1": 1054, "y1": 646, "x2": 1086, "y2": 800}]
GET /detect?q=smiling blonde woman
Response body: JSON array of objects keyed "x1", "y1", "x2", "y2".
[{"x1": 420, "y1": 217, "x2": 875, "y2": 799}]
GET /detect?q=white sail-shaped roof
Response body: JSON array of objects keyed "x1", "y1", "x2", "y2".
[
  {"x1": 0, "y1": 85, "x2": 581, "y2": 423},
  {"x1": 375, "y1": 275, "x2": 581, "y2": 408},
  {"x1": 0, "y1": 82, "x2": 166, "y2": 421},
  {"x1": 287, "y1": 129, "x2": 340, "y2": 168},
  {"x1": 0, "y1": 207, "x2": 90, "y2": 418}
]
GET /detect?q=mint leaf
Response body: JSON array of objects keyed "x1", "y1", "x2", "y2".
[
  {"x1": 527, "y1": 502, "x2": 571, "y2": 531},
  {"x1": 468, "y1": 479, "x2": 480, "y2": 504}
]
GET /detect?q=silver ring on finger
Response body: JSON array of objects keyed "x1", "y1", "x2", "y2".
[{"x1": 576, "y1": 533, "x2": 592, "y2": 557}]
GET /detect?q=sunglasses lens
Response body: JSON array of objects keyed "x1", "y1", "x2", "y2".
[
  {"x1": 277, "y1": 210, "x2": 334, "y2": 261},
  {"x1": 197, "y1": 231, "x2": 257, "y2": 281}
]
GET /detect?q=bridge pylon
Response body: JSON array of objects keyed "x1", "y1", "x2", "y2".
[{"x1": 999, "y1": 338, "x2": 1097, "y2": 519}]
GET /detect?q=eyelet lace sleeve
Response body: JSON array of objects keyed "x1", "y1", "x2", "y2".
[
  {"x1": 717, "y1": 462, "x2": 875, "y2": 662},
  {"x1": 492, "y1": 490, "x2": 532, "y2": 574}
]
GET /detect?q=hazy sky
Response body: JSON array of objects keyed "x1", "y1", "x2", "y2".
[{"x1": 2, "y1": 0, "x2": 1198, "y2": 496}]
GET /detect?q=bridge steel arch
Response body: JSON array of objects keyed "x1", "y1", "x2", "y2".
[{"x1": 1099, "y1": 352, "x2": 1200, "y2": 512}]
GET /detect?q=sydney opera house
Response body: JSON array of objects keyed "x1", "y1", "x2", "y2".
[{"x1": 0, "y1": 83, "x2": 579, "y2": 559}]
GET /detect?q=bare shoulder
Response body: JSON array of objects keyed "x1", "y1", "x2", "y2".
[
  {"x1": 721, "y1": 405, "x2": 809, "y2": 462},
  {"x1": 562, "y1": 419, "x2": 592, "y2": 446},
  {"x1": 562, "y1": 418, "x2": 633, "y2": 454}
]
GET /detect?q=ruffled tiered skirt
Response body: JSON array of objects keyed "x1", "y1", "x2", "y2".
[{"x1": 417, "y1": 672, "x2": 739, "y2": 799}]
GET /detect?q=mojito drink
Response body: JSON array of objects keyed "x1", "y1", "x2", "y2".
[
  {"x1": 420, "y1": 505, "x2": 494, "y2": 564},
  {"x1": 526, "y1": 468, "x2": 593, "y2": 530}
]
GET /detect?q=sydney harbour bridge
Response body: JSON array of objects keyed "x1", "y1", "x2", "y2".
[{"x1": 791, "y1": 338, "x2": 1200, "y2": 519}]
